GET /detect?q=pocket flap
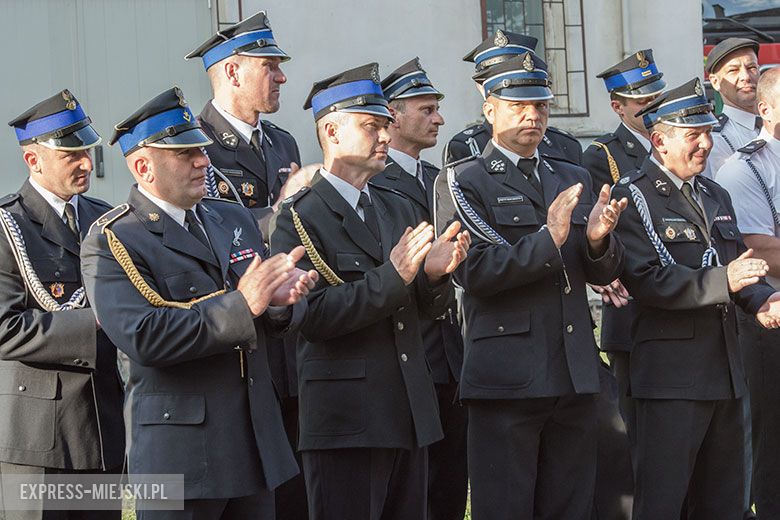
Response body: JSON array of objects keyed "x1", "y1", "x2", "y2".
[
  {"x1": 571, "y1": 204, "x2": 591, "y2": 226},
  {"x1": 137, "y1": 394, "x2": 205, "y2": 425},
  {"x1": 34, "y1": 259, "x2": 80, "y2": 283},
  {"x1": 470, "y1": 310, "x2": 531, "y2": 341},
  {"x1": 0, "y1": 368, "x2": 57, "y2": 399},
  {"x1": 302, "y1": 359, "x2": 366, "y2": 381},
  {"x1": 163, "y1": 271, "x2": 220, "y2": 300},
  {"x1": 491, "y1": 204, "x2": 539, "y2": 226},
  {"x1": 336, "y1": 253, "x2": 374, "y2": 272},
  {"x1": 635, "y1": 313, "x2": 695, "y2": 342},
  {"x1": 715, "y1": 221, "x2": 739, "y2": 241}
]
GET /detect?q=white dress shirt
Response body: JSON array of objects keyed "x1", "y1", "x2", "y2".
[
  {"x1": 28, "y1": 176, "x2": 79, "y2": 229},
  {"x1": 708, "y1": 104, "x2": 760, "y2": 179},
  {"x1": 388, "y1": 148, "x2": 423, "y2": 184},
  {"x1": 319, "y1": 168, "x2": 371, "y2": 221}
]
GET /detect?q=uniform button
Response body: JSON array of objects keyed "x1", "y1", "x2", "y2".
[
  {"x1": 18, "y1": 385, "x2": 25, "y2": 392},
  {"x1": 400, "y1": 353, "x2": 408, "y2": 362},
  {"x1": 729, "y1": 231, "x2": 735, "y2": 237},
  {"x1": 544, "y1": 262, "x2": 551, "y2": 268},
  {"x1": 74, "y1": 358, "x2": 82, "y2": 365},
  {"x1": 497, "y1": 325, "x2": 505, "y2": 333},
  {"x1": 54, "y1": 271, "x2": 61, "y2": 278},
  {"x1": 397, "y1": 322, "x2": 405, "y2": 331},
  {"x1": 583, "y1": 215, "x2": 588, "y2": 222},
  {"x1": 189, "y1": 286, "x2": 197, "y2": 294},
  {"x1": 512, "y1": 216, "x2": 520, "y2": 223},
  {"x1": 564, "y1": 286, "x2": 571, "y2": 295},
  {"x1": 397, "y1": 306, "x2": 405, "y2": 312},
  {"x1": 248, "y1": 377, "x2": 254, "y2": 386},
  {"x1": 225, "y1": 280, "x2": 232, "y2": 289},
  {"x1": 163, "y1": 412, "x2": 171, "y2": 420},
  {"x1": 354, "y1": 260, "x2": 360, "y2": 266},
  {"x1": 566, "y1": 324, "x2": 574, "y2": 333}
]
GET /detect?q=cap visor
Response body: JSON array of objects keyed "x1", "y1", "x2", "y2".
[
  {"x1": 616, "y1": 78, "x2": 667, "y2": 99},
  {"x1": 147, "y1": 128, "x2": 214, "y2": 149},
  {"x1": 339, "y1": 105, "x2": 395, "y2": 122},
  {"x1": 492, "y1": 86, "x2": 554, "y2": 101},
  {"x1": 238, "y1": 46, "x2": 291, "y2": 62},
  {"x1": 392, "y1": 86, "x2": 445, "y2": 101},
  {"x1": 39, "y1": 125, "x2": 102, "y2": 151},
  {"x1": 662, "y1": 112, "x2": 719, "y2": 128}
]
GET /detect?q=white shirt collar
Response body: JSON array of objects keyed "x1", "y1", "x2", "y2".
[
  {"x1": 319, "y1": 168, "x2": 371, "y2": 212},
  {"x1": 758, "y1": 127, "x2": 780, "y2": 159},
  {"x1": 650, "y1": 156, "x2": 699, "y2": 193},
  {"x1": 491, "y1": 139, "x2": 539, "y2": 168},
  {"x1": 211, "y1": 100, "x2": 262, "y2": 145},
  {"x1": 137, "y1": 186, "x2": 195, "y2": 228},
  {"x1": 723, "y1": 104, "x2": 758, "y2": 132},
  {"x1": 621, "y1": 123, "x2": 651, "y2": 153},
  {"x1": 387, "y1": 148, "x2": 421, "y2": 178},
  {"x1": 28, "y1": 176, "x2": 79, "y2": 224}
]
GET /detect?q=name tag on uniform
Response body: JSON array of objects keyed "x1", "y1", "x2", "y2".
[
  {"x1": 714, "y1": 215, "x2": 733, "y2": 222},
  {"x1": 497, "y1": 195, "x2": 525, "y2": 204},
  {"x1": 221, "y1": 168, "x2": 244, "y2": 177}
]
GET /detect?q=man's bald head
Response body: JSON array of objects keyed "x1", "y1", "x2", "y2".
[{"x1": 757, "y1": 67, "x2": 780, "y2": 106}]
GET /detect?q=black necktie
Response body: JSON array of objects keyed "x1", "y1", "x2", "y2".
[
  {"x1": 63, "y1": 202, "x2": 79, "y2": 239},
  {"x1": 755, "y1": 116, "x2": 763, "y2": 132},
  {"x1": 681, "y1": 182, "x2": 705, "y2": 223},
  {"x1": 517, "y1": 158, "x2": 544, "y2": 199},
  {"x1": 250, "y1": 129, "x2": 265, "y2": 161},
  {"x1": 358, "y1": 191, "x2": 381, "y2": 243},
  {"x1": 184, "y1": 209, "x2": 211, "y2": 250}
]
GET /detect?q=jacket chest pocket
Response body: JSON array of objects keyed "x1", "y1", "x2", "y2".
[
  {"x1": 34, "y1": 258, "x2": 80, "y2": 283},
  {"x1": 163, "y1": 271, "x2": 221, "y2": 300},
  {"x1": 655, "y1": 220, "x2": 703, "y2": 244},
  {"x1": 490, "y1": 203, "x2": 540, "y2": 243},
  {"x1": 714, "y1": 221, "x2": 739, "y2": 257},
  {"x1": 335, "y1": 252, "x2": 375, "y2": 281}
]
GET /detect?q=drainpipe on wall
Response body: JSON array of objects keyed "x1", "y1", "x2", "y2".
[{"x1": 621, "y1": 0, "x2": 632, "y2": 58}]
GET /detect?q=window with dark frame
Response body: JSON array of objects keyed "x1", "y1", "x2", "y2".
[{"x1": 483, "y1": 0, "x2": 589, "y2": 117}]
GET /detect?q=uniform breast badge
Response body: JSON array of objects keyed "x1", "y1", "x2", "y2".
[
  {"x1": 50, "y1": 282, "x2": 65, "y2": 298},
  {"x1": 218, "y1": 181, "x2": 230, "y2": 195},
  {"x1": 241, "y1": 182, "x2": 254, "y2": 197},
  {"x1": 665, "y1": 226, "x2": 677, "y2": 239}
]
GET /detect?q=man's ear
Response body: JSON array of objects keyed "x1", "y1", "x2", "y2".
[
  {"x1": 22, "y1": 148, "x2": 42, "y2": 173},
  {"x1": 483, "y1": 98, "x2": 496, "y2": 126}
]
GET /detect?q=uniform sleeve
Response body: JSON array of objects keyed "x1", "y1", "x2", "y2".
[
  {"x1": 81, "y1": 231, "x2": 258, "y2": 368},
  {"x1": 582, "y1": 144, "x2": 615, "y2": 196},
  {"x1": 269, "y1": 206, "x2": 410, "y2": 342},
  {"x1": 0, "y1": 240, "x2": 98, "y2": 367},
  {"x1": 717, "y1": 157, "x2": 777, "y2": 237}
]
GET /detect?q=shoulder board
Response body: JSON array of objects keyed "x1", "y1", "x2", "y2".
[
  {"x1": 443, "y1": 154, "x2": 479, "y2": 169},
  {"x1": 738, "y1": 138, "x2": 767, "y2": 155},
  {"x1": 89, "y1": 203, "x2": 130, "y2": 235},
  {"x1": 546, "y1": 126, "x2": 578, "y2": 142},
  {"x1": 368, "y1": 182, "x2": 404, "y2": 196},
  {"x1": 540, "y1": 153, "x2": 580, "y2": 167},
  {"x1": 0, "y1": 193, "x2": 20, "y2": 207},
  {"x1": 616, "y1": 168, "x2": 646, "y2": 186},
  {"x1": 713, "y1": 113, "x2": 729, "y2": 133},
  {"x1": 589, "y1": 133, "x2": 618, "y2": 146},
  {"x1": 421, "y1": 160, "x2": 439, "y2": 170},
  {"x1": 451, "y1": 123, "x2": 487, "y2": 142},
  {"x1": 79, "y1": 194, "x2": 113, "y2": 211},
  {"x1": 202, "y1": 195, "x2": 240, "y2": 205},
  {"x1": 261, "y1": 120, "x2": 293, "y2": 136},
  {"x1": 280, "y1": 186, "x2": 311, "y2": 208}
]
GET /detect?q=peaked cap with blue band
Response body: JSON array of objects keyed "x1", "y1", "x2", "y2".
[
  {"x1": 304, "y1": 63, "x2": 393, "y2": 121},
  {"x1": 109, "y1": 87, "x2": 213, "y2": 156},
  {"x1": 474, "y1": 52, "x2": 553, "y2": 101},
  {"x1": 463, "y1": 29, "x2": 539, "y2": 78},
  {"x1": 184, "y1": 11, "x2": 290, "y2": 70},
  {"x1": 8, "y1": 89, "x2": 101, "y2": 151},
  {"x1": 381, "y1": 58, "x2": 444, "y2": 101},
  {"x1": 636, "y1": 78, "x2": 717, "y2": 129},
  {"x1": 597, "y1": 49, "x2": 666, "y2": 98}
]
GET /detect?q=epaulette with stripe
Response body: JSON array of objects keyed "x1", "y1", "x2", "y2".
[
  {"x1": 0, "y1": 193, "x2": 20, "y2": 208},
  {"x1": 280, "y1": 186, "x2": 311, "y2": 207},
  {"x1": 202, "y1": 195, "x2": 240, "y2": 204},
  {"x1": 88, "y1": 203, "x2": 130, "y2": 235},
  {"x1": 712, "y1": 113, "x2": 729, "y2": 133},
  {"x1": 737, "y1": 138, "x2": 767, "y2": 155},
  {"x1": 443, "y1": 154, "x2": 480, "y2": 170}
]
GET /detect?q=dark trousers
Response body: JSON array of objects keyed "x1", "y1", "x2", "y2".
[
  {"x1": 0, "y1": 462, "x2": 122, "y2": 520},
  {"x1": 427, "y1": 381, "x2": 467, "y2": 520},
  {"x1": 593, "y1": 363, "x2": 633, "y2": 520},
  {"x1": 274, "y1": 396, "x2": 308, "y2": 520},
  {"x1": 633, "y1": 398, "x2": 744, "y2": 520},
  {"x1": 136, "y1": 490, "x2": 274, "y2": 520},
  {"x1": 606, "y1": 350, "x2": 636, "y2": 448},
  {"x1": 740, "y1": 310, "x2": 780, "y2": 517},
  {"x1": 468, "y1": 394, "x2": 598, "y2": 520},
  {"x1": 302, "y1": 446, "x2": 427, "y2": 520}
]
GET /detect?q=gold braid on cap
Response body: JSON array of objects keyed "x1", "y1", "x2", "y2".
[
  {"x1": 289, "y1": 206, "x2": 343, "y2": 286},
  {"x1": 592, "y1": 142, "x2": 621, "y2": 183},
  {"x1": 105, "y1": 228, "x2": 225, "y2": 308}
]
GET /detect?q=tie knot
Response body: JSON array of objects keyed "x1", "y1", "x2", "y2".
[
  {"x1": 516, "y1": 157, "x2": 537, "y2": 178},
  {"x1": 184, "y1": 209, "x2": 200, "y2": 226},
  {"x1": 250, "y1": 129, "x2": 262, "y2": 150},
  {"x1": 358, "y1": 191, "x2": 372, "y2": 209},
  {"x1": 63, "y1": 202, "x2": 76, "y2": 219},
  {"x1": 681, "y1": 181, "x2": 695, "y2": 197}
]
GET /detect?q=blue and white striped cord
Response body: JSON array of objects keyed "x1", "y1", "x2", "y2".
[
  {"x1": 628, "y1": 183, "x2": 719, "y2": 267},
  {"x1": 447, "y1": 166, "x2": 509, "y2": 245},
  {"x1": 0, "y1": 208, "x2": 86, "y2": 311},
  {"x1": 744, "y1": 158, "x2": 780, "y2": 227},
  {"x1": 201, "y1": 147, "x2": 244, "y2": 204}
]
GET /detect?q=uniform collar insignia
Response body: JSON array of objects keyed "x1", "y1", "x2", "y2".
[
  {"x1": 148, "y1": 212, "x2": 160, "y2": 222},
  {"x1": 221, "y1": 131, "x2": 238, "y2": 148},
  {"x1": 463, "y1": 128, "x2": 474, "y2": 135},
  {"x1": 490, "y1": 158, "x2": 506, "y2": 172},
  {"x1": 654, "y1": 178, "x2": 670, "y2": 195}
]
